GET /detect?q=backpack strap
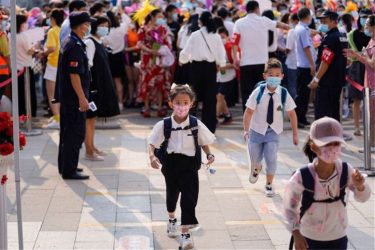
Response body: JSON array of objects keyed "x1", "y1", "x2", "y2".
[
  {"x1": 189, "y1": 115, "x2": 202, "y2": 166},
  {"x1": 281, "y1": 86, "x2": 287, "y2": 106},
  {"x1": 339, "y1": 162, "x2": 348, "y2": 206},
  {"x1": 163, "y1": 117, "x2": 172, "y2": 144},
  {"x1": 256, "y1": 84, "x2": 266, "y2": 105},
  {"x1": 299, "y1": 166, "x2": 315, "y2": 219}
]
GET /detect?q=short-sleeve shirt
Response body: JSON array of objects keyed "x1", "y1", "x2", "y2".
[
  {"x1": 232, "y1": 14, "x2": 277, "y2": 66},
  {"x1": 45, "y1": 26, "x2": 61, "y2": 67},
  {"x1": 148, "y1": 116, "x2": 216, "y2": 157},
  {"x1": 295, "y1": 22, "x2": 314, "y2": 68},
  {"x1": 245, "y1": 85, "x2": 296, "y2": 135},
  {"x1": 285, "y1": 28, "x2": 297, "y2": 69},
  {"x1": 58, "y1": 32, "x2": 91, "y2": 107},
  {"x1": 316, "y1": 27, "x2": 348, "y2": 88}
]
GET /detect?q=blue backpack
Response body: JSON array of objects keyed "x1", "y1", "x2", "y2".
[
  {"x1": 289, "y1": 162, "x2": 348, "y2": 250},
  {"x1": 154, "y1": 115, "x2": 202, "y2": 169},
  {"x1": 255, "y1": 83, "x2": 288, "y2": 113}
]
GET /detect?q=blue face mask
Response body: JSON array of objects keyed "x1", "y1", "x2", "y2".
[
  {"x1": 96, "y1": 26, "x2": 108, "y2": 37},
  {"x1": 318, "y1": 24, "x2": 329, "y2": 33},
  {"x1": 1, "y1": 20, "x2": 7, "y2": 31},
  {"x1": 172, "y1": 13, "x2": 178, "y2": 22},
  {"x1": 364, "y1": 29, "x2": 373, "y2": 37},
  {"x1": 85, "y1": 25, "x2": 91, "y2": 37},
  {"x1": 156, "y1": 18, "x2": 166, "y2": 26},
  {"x1": 360, "y1": 18, "x2": 367, "y2": 27},
  {"x1": 46, "y1": 18, "x2": 51, "y2": 26},
  {"x1": 266, "y1": 77, "x2": 282, "y2": 88}
]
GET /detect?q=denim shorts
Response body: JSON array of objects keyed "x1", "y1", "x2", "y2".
[{"x1": 248, "y1": 128, "x2": 279, "y2": 175}]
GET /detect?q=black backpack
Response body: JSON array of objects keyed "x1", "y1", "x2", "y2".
[
  {"x1": 154, "y1": 115, "x2": 202, "y2": 168},
  {"x1": 289, "y1": 162, "x2": 348, "y2": 250}
]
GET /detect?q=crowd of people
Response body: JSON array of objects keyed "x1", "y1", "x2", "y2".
[{"x1": 0, "y1": 0, "x2": 374, "y2": 249}]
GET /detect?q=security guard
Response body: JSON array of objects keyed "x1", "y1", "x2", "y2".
[
  {"x1": 57, "y1": 12, "x2": 93, "y2": 180},
  {"x1": 308, "y1": 10, "x2": 348, "y2": 121}
]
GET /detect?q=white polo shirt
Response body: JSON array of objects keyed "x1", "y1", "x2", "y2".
[
  {"x1": 233, "y1": 14, "x2": 277, "y2": 66},
  {"x1": 148, "y1": 116, "x2": 216, "y2": 157},
  {"x1": 245, "y1": 85, "x2": 296, "y2": 135}
]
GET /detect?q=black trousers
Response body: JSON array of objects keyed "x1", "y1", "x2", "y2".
[
  {"x1": 315, "y1": 86, "x2": 343, "y2": 121},
  {"x1": 161, "y1": 154, "x2": 199, "y2": 226},
  {"x1": 58, "y1": 105, "x2": 86, "y2": 177},
  {"x1": 295, "y1": 67, "x2": 312, "y2": 124},
  {"x1": 240, "y1": 64, "x2": 265, "y2": 111},
  {"x1": 306, "y1": 236, "x2": 348, "y2": 250},
  {"x1": 189, "y1": 61, "x2": 217, "y2": 133}
]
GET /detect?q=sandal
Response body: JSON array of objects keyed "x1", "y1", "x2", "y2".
[
  {"x1": 354, "y1": 129, "x2": 362, "y2": 136},
  {"x1": 94, "y1": 149, "x2": 107, "y2": 156}
]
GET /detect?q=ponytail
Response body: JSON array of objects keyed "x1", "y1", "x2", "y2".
[
  {"x1": 303, "y1": 137, "x2": 317, "y2": 163},
  {"x1": 200, "y1": 11, "x2": 216, "y2": 33}
]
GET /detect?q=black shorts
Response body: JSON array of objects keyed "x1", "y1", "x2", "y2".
[
  {"x1": 124, "y1": 51, "x2": 140, "y2": 66},
  {"x1": 109, "y1": 52, "x2": 125, "y2": 78},
  {"x1": 218, "y1": 78, "x2": 234, "y2": 96}
]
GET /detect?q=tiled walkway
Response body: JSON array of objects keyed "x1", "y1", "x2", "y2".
[{"x1": 3, "y1": 110, "x2": 374, "y2": 249}]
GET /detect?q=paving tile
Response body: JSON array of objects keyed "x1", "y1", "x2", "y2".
[
  {"x1": 7, "y1": 222, "x2": 42, "y2": 242},
  {"x1": 152, "y1": 225, "x2": 180, "y2": 250},
  {"x1": 34, "y1": 231, "x2": 76, "y2": 249},
  {"x1": 74, "y1": 241, "x2": 114, "y2": 250},
  {"x1": 41, "y1": 212, "x2": 81, "y2": 231},
  {"x1": 227, "y1": 224, "x2": 270, "y2": 241},
  {"x1": 117, "y1": 195, "x2": 151, "y2": 213},
  {"x1": 75, "y1": 228, "x2": 115, "y2": 242},
  {"x1": 233, "y1": 240, "x2": 275, "y2": 249},
  {"x1": 215, "y1": 193, "x2": 259, "y2": 221},
  {"x1": 347, "y1": 226, "x2": 375, "y2": 249},
  {"x1": 114, "y1": 227, "x2": 154, "y2": 250},
  {"x1": 193, "y1": 229, "x2": 234, "y2": 249}
]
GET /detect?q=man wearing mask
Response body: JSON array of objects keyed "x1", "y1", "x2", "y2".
[
  {"x1": 308, "y1": 10, "x2": 348, "y2": 122},
  {"x1": 232, "y1": 0, "x2": 290, "y2": 111},
  {"x1": 294, "y1": 7, "x2": 316, "y2": 129},
  {"x1": 57, "y1": 12, "x2": 94, "y2": 180}
]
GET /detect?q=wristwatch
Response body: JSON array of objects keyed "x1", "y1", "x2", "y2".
[{"x1": 206, "y1": 153, "x2": 215, "y2": 160}]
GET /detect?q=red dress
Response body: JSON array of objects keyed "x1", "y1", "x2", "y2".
[{"x1": 137, "y1": 25, "x2": 172, "y2": 103}]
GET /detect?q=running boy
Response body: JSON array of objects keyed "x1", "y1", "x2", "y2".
[
  {"x1": 148, "y1": 84, "x2": 216, "y2": 250},
  {"x1": 284, "y1": 117, "x2": 371, "y2": 250},
  {"x1": 243, "y1": 58, "x2": 298, "y2": 197}
]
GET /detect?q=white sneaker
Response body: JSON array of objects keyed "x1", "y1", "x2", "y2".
[
  {"x1": 47, "y1": 120, "x2": 60, "y2": 129},
  {"x1": 265, "y1": 184, "x2": 275, "y2": 197},
  {"x1": 249, "y1": 164, "x2": 262, "y2": 184},
  {"x1": 180, "y1": 233, "x2": 194, "y2": 250},
  {"x1": 119, "y1": 103, "x2": 124, "y2": 111},
  {"x1": 167, "y1": 219, "x2": 179, "y2": 238}
]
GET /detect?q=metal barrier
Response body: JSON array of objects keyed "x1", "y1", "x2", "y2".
[
  {"x1": 23, "y1": 68, "x2": 42, "y2": 136},
  {"x1": 361, "y1": 86, "x2": 375, "y2": 176}
]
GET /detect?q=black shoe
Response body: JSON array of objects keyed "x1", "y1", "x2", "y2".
[
  {"x1": 298, "y1": 123, "x2": 305, "y2": 129},
  {"x1": 62, "y1": 173, "x2": 90, "y2": 180},
  {"x1": 76, "y1": 168, "x2": 83, "y2": 172},
  {"x1": 221, "y1": 115, "x2": 233, "y2": 125}
]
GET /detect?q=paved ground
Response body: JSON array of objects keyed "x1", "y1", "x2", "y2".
[{"x1": 3, "y1": 107, "x2": 375, "y2": 250}]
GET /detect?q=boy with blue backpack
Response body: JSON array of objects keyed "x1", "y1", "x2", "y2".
[
  {"x1": 243, "y1": 58, "x2": 299, "y2": 197},
  {"x1": 148, "y1": 84, "x2": 215, "y2": 250}
]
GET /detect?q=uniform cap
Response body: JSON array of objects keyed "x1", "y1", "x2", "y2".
[
  {"x1": 69, "y1": 11, "x2": 95, "y2": 28},
  {"x1": 310, "y1": 117, "x2": 345, "y2": 147},
  {"x1": 359, "y1": 9, "x2": 373, "y2": 18},
  {"x1": 317, "y1": 10, "x2": 339, "y2": 20}
]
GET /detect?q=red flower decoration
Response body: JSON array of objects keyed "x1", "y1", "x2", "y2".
[
  {"x1": 1, "y1": 175, "x2": 8, "y2": 185},
  {"x1": 20, "y1": 133, "x2": 26, "y2": 148},
  {"x1": 19, "y1": 115, "x2": 26, "y2": 123},
  {"x1": 0, "y1": 142, "x2": 14, "y2": 156}
]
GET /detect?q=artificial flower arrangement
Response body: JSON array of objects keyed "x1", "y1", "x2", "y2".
[{"x1": 0, "y1": 112, "x2": 26, "y2": 185}]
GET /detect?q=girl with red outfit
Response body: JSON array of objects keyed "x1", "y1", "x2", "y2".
[{"x1": 137, "y1": 9, "x2": 172, "y2": 118}]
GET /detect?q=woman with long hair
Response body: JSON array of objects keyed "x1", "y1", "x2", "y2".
[
  {"x1": 179, "y1": 11, "x2": 226, "y2": 133},
  {"x1": 137, "y1": 9, "x2": 172, "y2": 118},
  {"x1": 43, "y1": 8, "x2": 65, "y2": 129},
  {"x1": 84, "y1": 16, "x2": 120, "y2": 161}
]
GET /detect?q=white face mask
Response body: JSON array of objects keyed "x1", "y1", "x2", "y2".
[
  {"x1": 318, "y1": 145, "x2": 341, "y2": 164},
  {"x1": 173, "y1": 104, "x2": 190, "y2": 117}
]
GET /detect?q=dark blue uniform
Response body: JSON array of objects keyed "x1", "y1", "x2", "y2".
[
  {"x1": 57, "y1": 32, "x2": 91, "y2": 177},
  {"x1": 315, "y1": 27, "x2": 348, "y2": 121}
]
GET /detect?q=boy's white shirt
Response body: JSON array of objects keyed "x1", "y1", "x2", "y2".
[
  {"x1": 283, "y1": 159, "x2": 371, "y2": 241},
  {"x1": 148, "y1": 115, "x2": 216, "y2": 157},
  {"x1": 245, "y1": 85, "x2": 296, "y2": 135}
]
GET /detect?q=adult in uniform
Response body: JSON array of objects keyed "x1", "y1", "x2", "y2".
[
  {"x1": 308, "y1": 10, "x2": 348, "y2": 122},
  {"x1": 57, "y1": 12, "x2": 93, "y2": 180}
]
